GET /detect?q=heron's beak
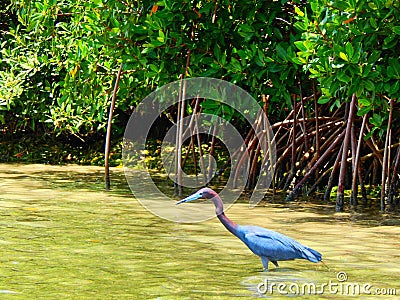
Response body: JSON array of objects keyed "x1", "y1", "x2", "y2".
[{"x1": 176, "y1": 192, "x2": 203, "y2": 205}]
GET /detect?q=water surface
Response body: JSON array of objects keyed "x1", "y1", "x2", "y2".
[{"x1": 0, "y1": 164, "x2": 399, "y2": 299}]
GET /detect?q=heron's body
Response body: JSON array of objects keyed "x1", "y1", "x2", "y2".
[
  {"x1": 225, "y1": 222, "x2": 321, "y2": 269},
  {"x1": 178, "y1": 188, "x2": 322, "y2": 270}
]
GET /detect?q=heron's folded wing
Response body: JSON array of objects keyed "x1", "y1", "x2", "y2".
[{"x1": 243, "y1": 227, "x2": 315, "y2": 261}]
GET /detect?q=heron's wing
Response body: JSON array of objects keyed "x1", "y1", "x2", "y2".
[{"x1": 241, "y1": 226, "x2": 321, "y2": 262}]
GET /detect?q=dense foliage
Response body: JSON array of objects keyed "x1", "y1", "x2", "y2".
[
  {"x1": 1, "y1": 0, "x2": 399, "y2": 210},
  {"x1": 1, "y1": 0, "x2": 398, "y2": 134},
  {"x1": 1, "y1": 0, "x2": 295, "y2": 135},
  {"x1": 295, "y1": 0, "x2": 400, "y2": 137}
]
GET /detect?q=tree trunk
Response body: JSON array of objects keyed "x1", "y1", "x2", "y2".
[
  {"x1": 105, "y1": 63, "x2": 123, "y2": 191},
  {"x1": 350, "y1": 113, "x2": 367, "y2": 206},
  {"x1": 380, "y1": 98, "x2": 394, "y2": 211},
  {"x1": 387, "y1": 141, "x2": 400, "y2": 210},
  {"x1": 313, "y1": 80, "x2": 320, "y2": 184},
  {"x1": 336, "y1": 93, "x2": 356, "y2": 212},
  {"x1": 323, "y1": 143, "x2": 343, "y2": 201},
  {"x1": 174, "y1": 78, "x2": 186, "y2": 196}
]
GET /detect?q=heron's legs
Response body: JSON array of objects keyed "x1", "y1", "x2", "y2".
[
  {"x1": 261, "y1": 256, "x2": 269, "y2": 271},
  {"x1": 261, "y1": 257, "x2": 279, "y2": 271}
]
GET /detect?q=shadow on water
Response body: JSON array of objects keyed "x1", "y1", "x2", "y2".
[{"x1": 0, "y1": 164, "x2": 399, "y2": 299}]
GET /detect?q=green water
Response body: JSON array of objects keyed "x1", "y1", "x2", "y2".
[{"x1": 0, "y1": 164, "x2": 399, "y2": 299}]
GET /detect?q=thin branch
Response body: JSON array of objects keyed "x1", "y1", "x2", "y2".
[{"x1": 105, "y1": 63, "x2": 123, "y2": 190}]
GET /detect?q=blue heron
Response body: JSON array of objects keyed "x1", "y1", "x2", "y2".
[{"x1": 177, "y1": 187, "x2": 322, "y2": 270}]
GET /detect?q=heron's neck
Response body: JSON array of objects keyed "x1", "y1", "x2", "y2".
[
  {"x1": 217, "y1": 213, "x2": 238, "y2": 237},
  {"x1": 212, "y1": 197, "x2": 238, "y2": 237}
]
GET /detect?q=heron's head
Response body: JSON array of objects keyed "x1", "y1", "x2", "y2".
[{"x1": 176, "y1": 187, "x2": 217, "y2": 204}]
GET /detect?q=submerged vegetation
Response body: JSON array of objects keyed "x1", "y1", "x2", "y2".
[{"x1": 1, "y1": 0, "x2": 399, "y2": 212}]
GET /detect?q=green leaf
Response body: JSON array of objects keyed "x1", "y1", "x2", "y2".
[
  {"x1": 362, "y1": 64, "x2": 372, "y2": 78},
  {"x1": 238, "y1": 24, "x2": 254, "y2": 42},
  {"x1": 202, "y1": 68, "x2": 219, "y2": 77},
  {"x1": 146, "y1": 40, "x2": 164, "y2": 47},
  {"x1": 200, "y1": 100, "x2": 219, "y2": 110},
  {"x1": 364, "y1": 129, "x2": 376, "y2": 140},
  {"x1": 318, "y1": 96, "x2": 331, "y2": 104},
  {"x1": 214, "y1": 45, "x2": 221, "y2": 61},
  {"x1": 339, "y1": 52, "x2": 349, "y2": 62},
  {"x1": 329, "y1": 80, "x2": 341, "y2": 95},
  {"x1": 368, "y1": 2, "x2": 378, "y2": 10},
  {"x1": 383, "y1": 35, "x2": 397, "y2": 49},
  {"x1": 268, "y1": 63, "x2": 284, "y2": 73},
  {"x1": 364, "y1": 80, "x2": 375, "y2": 91},
  {"x1": 91, "y1": 0, "x2": 103, "y2": 5},
  {"x1": 229, "y1": 57, "x2": 242, "y2": 71},
  {"x1": 35, "y1": 2, "x2": 44, "y2": 10},
  {"x1": 335, "y1": 0, "x2": 350, "y2": 10},
  {"x1": 369, "y1": 17, "x2": 377, "y2": 29},
  {"x1": 291, "y1": 57, "x2": 303, "y2": 65},
  {"x1": 336, "y1": 71, "x2": 351, "y2": 83},
  {"x1": 149, "y1": 64, "x2": 159, "y2": 73},
  {"x1": 390, "y1": 81, "x2": 399, "y2": 94},
  {"x1": 351, "y1": 50, "x2": 360, "y2": 64},
  {"x1": 358, "y1": 98, "x2": 371, "y2": 106},
  {"x1": 276, "y1": 44, "x2": 288, "y2": 61},
  {"x1": 345, "y1": 42, "x2": 354, "y2": 60},
  {"x1": 368, "y1": 50, "x2": 381, "y2": 63},
  {"x1": 294, "y1": 41, "x2": 307, "y2": 52},
  {"x1": 393, "y1": 26, "x2": 400, "y2": 35},
  {"x1": 369, "y1": 114, "x2": 383, "y2": 127},
  {"x1": 157, "y1": 30, "x2": 165, "y2": 43},
  {"x1": 294, "y1": 21, "x2": 307, "y2": 31},
  {"x1": 254, "y1": 55, "x2": 263, "y2": 67},
  {"x1": 387, "y1": 66, "x2": 396, "y2": 78},
  {"x1": 388, "y1": 58, "x2": 400, "y2": 77},
  {"x1": 357, "y1": 106, "x2": 371, "y2": 116},
  {"x1": 294, "y1": 6, "x2": 304, "y2": 17}
]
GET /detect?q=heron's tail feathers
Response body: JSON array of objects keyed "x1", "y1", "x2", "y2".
[{"x1": 302, "y1": 247, "x2": 322, "y2": 263}]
